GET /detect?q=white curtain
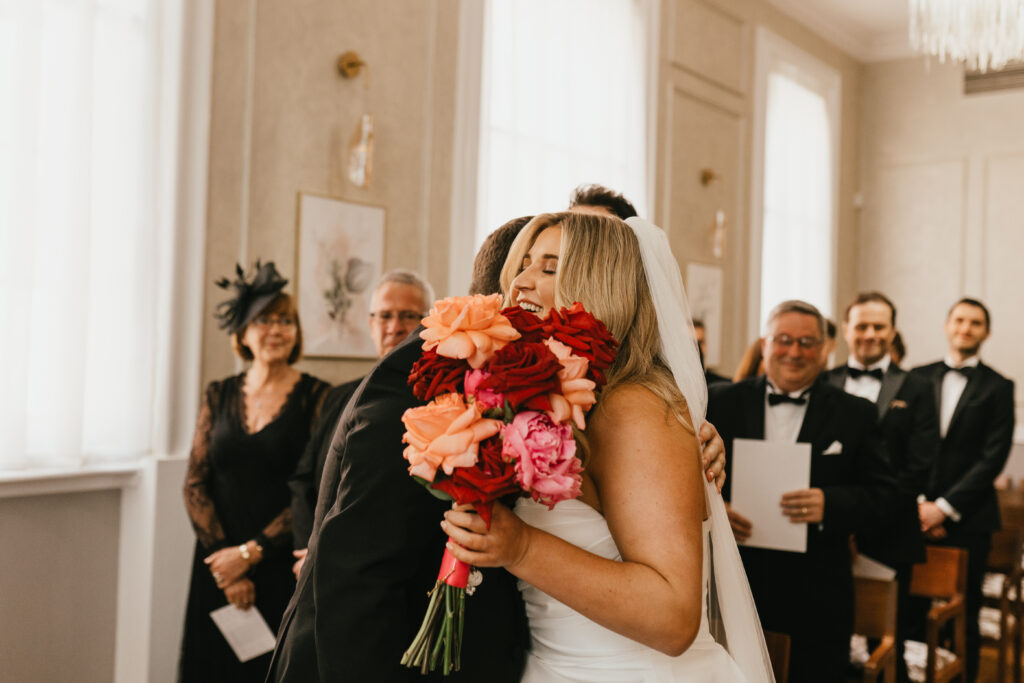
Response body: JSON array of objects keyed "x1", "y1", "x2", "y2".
[
  {"x1": 759, "y1": 68, "x2": 836, "y2": 328},
  {"x1": 0, "y1": 0, "x2": 193, "y2": 470},
  {"x1": 476, "y1": 0, "x2": 651, "y2": 246}
]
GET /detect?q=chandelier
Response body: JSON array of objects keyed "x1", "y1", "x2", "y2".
[{"x1": 909, "y1": 0, "x2": 1024, "y2": 73}]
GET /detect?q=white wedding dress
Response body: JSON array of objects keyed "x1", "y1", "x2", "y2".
[{"x1": 515, "y1": 497, "x2": 747, "y2": 682}]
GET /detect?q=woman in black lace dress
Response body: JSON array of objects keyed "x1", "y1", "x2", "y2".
[{"x1": 179, "y1": 262, "x2": 329, "y2": 682}]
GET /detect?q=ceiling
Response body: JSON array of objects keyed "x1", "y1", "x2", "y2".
[{"x1": 765, "y1": 0, "x2": 913, "y2": 62}]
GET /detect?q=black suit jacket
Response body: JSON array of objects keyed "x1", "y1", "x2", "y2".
[
  {"x1": 709, "y1": 377, "x2": 895, "y2": 675},
  {"x1": 910, "y1": 360, "x2": 1015, "y2": 536},
  {"x1": 268, "y1": 332, "x2": 527, "y2": 682},
  {"x1": 288, "y1": 377, "x2": 363, "y2": 547},
  {"x1": 825, "y1": 363, "x2": 939, "y2": 565}
]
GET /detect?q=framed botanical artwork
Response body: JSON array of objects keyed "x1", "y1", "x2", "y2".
[{"x1": 295, "y1": 192, "x2": 386, "y2": 358}]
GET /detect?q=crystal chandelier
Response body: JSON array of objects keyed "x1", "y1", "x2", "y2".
[{"x1": 909, "y1": 0, "x2": 1024, "y2": 72}]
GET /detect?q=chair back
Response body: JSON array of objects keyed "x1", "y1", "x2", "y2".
[
  {"x1": 854, "y1": 576, "x2": 897, "y2": 640},
  {"x1": 763, "y1": 630, "x2": 790, "y2": 683},
  {"x1": 910, "y1": 546, "x2": 967, "y2": 600},
  {"x1": 987, "y1": 527, "x2": 1024, "y2": 574}
]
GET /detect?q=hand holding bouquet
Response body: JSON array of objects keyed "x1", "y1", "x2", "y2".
[{"x1": 399, "y1": 294, "x2": 617, "y2": 674}]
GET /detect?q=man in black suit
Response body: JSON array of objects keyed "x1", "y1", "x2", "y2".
[
  {"x1": 912, "y1": 297, "x2": 1016, "y2": 681},
  {"x1": 709, "y1": 299, "x2": 895, "y2": 683},
  {"x1": 825, "y1": 291, "x2": 939, "y2": 682},
  {"x1": 287, "y1": 269, "x2": 434, "y2": 577}
]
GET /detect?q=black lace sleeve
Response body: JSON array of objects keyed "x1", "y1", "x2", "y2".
[
  {"x1": 255, "y1": 377, "x2": 332, "y2": 558},
  {"x1": 183, "y1": 381, "x2": 228, "y2": 551}
]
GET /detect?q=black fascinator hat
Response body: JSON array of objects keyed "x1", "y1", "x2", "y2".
[{"x1": 215, "y1": 260, "x2": 289, "y2": 334}]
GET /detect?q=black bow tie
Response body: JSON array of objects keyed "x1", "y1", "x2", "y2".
[
  {"x1": 848, "y1": 367, "x2": 883, "y2": 381},
  {"x1": 768, "y1": 392, "x2": 808, "y2": 406},
  {"x1": 943, "y1": 363, "x2": 975, "y2": 378}
]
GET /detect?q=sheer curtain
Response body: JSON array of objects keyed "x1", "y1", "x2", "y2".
[
  {"x1": 0, "y1": 1, "x2": 196, "y2": 471},
  {"x1": 475, "y1": 0, "x2": 652, "y2": 246},
  {"x1": 756, "y1": 32, "x2": 841, "y2": 329}
]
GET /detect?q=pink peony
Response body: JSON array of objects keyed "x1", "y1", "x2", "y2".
[
  {"x1": 501, "y1": 411, "x2": 582, "y2": 509},
  {"x1": 543, "y1": 339, "x2": 597, "y2": 430},
  {"x1": 464, "y1": 369, "x2": 505, "y2": 411}
]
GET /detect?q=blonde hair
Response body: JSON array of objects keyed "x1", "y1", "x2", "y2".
[{"x1": 500, "y1": 212, "x2": 692, "y2": 432}]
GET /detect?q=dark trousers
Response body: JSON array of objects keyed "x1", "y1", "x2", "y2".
[
  {"x1": 942, "y1": 532, "x2": 991, "y2": 683},
  {"x1": 895, "y1": 562, "x2": 931, "y2": 683}
]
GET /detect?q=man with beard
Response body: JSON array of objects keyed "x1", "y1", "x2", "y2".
[
  {"x1": 912, "y1": 298, "x2": 1015, "y2": 681},
  {"x1": 825, "y1": 291, "x2": 939, "y2": 682}
]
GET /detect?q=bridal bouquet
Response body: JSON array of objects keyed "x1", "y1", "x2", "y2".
[{"x1": 399, "y1": 293, "x2": 617, "y2": 675}]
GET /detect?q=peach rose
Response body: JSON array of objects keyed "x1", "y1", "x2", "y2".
[
  {"x1": 543, "y1": 339, "x2": 597, "y2": 430},
  {"x1": 419, "y1": 294, "x2": 520, "y2": 368},
  {"x1": 402, "y1": 393, "x2": 503, "y2": 482}
]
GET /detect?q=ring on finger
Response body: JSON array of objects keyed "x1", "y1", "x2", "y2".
[{"x1": 801, "y1": 506, "x2": 808, "y2": 515}]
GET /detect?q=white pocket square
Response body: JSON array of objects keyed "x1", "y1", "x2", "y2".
[{"x1": 822, "y1": 440, "x2": 843, "y2": 455}]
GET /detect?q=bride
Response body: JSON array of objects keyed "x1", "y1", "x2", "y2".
[{"x1": 442, "y1": 212, "x2": 774, "y2": 681}]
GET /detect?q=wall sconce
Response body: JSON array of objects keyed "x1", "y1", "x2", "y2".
[
  {"x1": 336, "y1": 50, "x2": 373, "y2": 189},
  {"x1": 337, "y1": 51, "x2": 367, "y2": 80},
  {"x1": 700, "y1": 168, "x2": 719, "y2": 186}
]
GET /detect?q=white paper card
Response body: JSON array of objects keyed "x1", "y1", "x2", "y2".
[
  {"x1": 852, "y1": 553, "x2": 897, "y2": 581},
  {"x1": 730, "y1": 438, "x2": 812, "y2": 553},
  {"x1": 209, "y1": 604, "x2": 277, "y2": 662}
]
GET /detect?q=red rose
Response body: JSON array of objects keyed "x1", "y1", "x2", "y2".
[
  {"x1": 408, "y1": 350, "x2": 471, "y2": 401},
  {"x1": 500, "y1": 306, "x2": 545, "y2": 342},
  {"x1": 542, "y1": 302, "x2": 619, "y2": 386},
  {"x1": 431, "y1": 437, "x2": 520, "y2": 526},
  {"x1": 479, "y1": 341, "x2": 561, "y2": 411}
]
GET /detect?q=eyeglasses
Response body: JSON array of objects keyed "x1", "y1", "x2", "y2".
[
  {"x1": 252, "y1": 315, "x2": 296, "y2": 328},
  {"x1": 370, "y1": 310, "x2": 423, "y2": 324},
  {"x1": 767, "y1": 334, "x2": 822, "y2": 350}
]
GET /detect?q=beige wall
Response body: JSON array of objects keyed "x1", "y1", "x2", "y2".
[
  {"x1": 200, "y1": 0, "x2": 864, "y2": 389},
  {"x1": 0, "y1": 491, "x2": 120, "y2": 683},
  {"x1": 858, "y1": 56, "x2": 1024, "y2": 425},
  {"x1": 655, "y1": 0, "x2": 863, "y2": 377},
  {"x1": 202, "y1": 0, "x2": 460, "y2": 389}
]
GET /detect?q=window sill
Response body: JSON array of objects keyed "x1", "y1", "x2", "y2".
[{"x1": 0, "y1": 462, "x2": 142, "y2": 499}]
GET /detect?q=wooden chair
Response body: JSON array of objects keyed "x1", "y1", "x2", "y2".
[
  {"x1": 852, "y1": 576, "x2": 898, "y2": 683},
  {"x1": 764, "y1": 630, "x2": 790, "y2": 683},
  {"x1": 909, "y1": 545, "x2": 968, "y2": 683},
  {"x1": 982, "y1": 526, "x2": 1024, "y2": 683}
]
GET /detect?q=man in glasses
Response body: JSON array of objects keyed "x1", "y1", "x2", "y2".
[
  {"x1": 289, "y1": 269, "x2": 434, "y2": 575},
  {"x1": 707, "y1": 299, "x2": 895, "y2": 682}
]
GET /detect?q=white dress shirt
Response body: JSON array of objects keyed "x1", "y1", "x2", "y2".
[
  {"x1": 930, "y1": 355, "x2": 981, "y2": 522},
  {"x1": 939, "y1": 354, "x2": 980, "y2": 438},
  {"x1": 843, "y1": 355, "x2": 890, "y2": 404},
  {"x1": 764, "y1": 381, "x2": 812, "y2": 443}
]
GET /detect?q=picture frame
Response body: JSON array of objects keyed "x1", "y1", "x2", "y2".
[{"x1": 295, "y1": 192, "x2": 386, "y2": 358}]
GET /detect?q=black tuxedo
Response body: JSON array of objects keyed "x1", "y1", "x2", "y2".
[
  {"x1": 825, "y1": 363, "x2": 938, "y2": 566},
  {"x1": 288, "y1": 377, "x2": 363, "y2": 547},
  {"x1": 826, "y1": 363, "x2": 939, "y2": 682},
  {"x1": 709, "y1": 376, "x2": 895, "y2": 683},
  {"x1": 910, "y1": 359, "x2": 1015, "y2": 680},
  {"x1": 268, "y1": 332, "x2": 527, "y2": 682},
  {"x1": 911, "y1": 360, "x2": 1015, "y2": 534}
]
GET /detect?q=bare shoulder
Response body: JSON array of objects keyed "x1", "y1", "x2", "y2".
[
  {"x1": 590, "y1": 383, "x2": 685, "y2": 434},
  {"x1": 587, "y1": 383, "x2": 696, "y2": 475}
]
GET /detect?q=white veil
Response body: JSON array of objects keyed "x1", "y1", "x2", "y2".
[{"x1": 625, "y1": 217, "x2": 774, "y2": 682}]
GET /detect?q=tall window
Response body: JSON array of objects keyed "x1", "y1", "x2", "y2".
[
  {"x1": 0, "y1": 2, "x2": 195, "y2": 471},
  {"x1": 474, "y1": 0, "x2": 652, "y2": 247},
  {"x1": 753, "y1": 29, "x2": 841, "y2": 331}
]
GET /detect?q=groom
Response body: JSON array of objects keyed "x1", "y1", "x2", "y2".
[{"x1": 267, "y1": 208, "x2": 729, "y2": 682}]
